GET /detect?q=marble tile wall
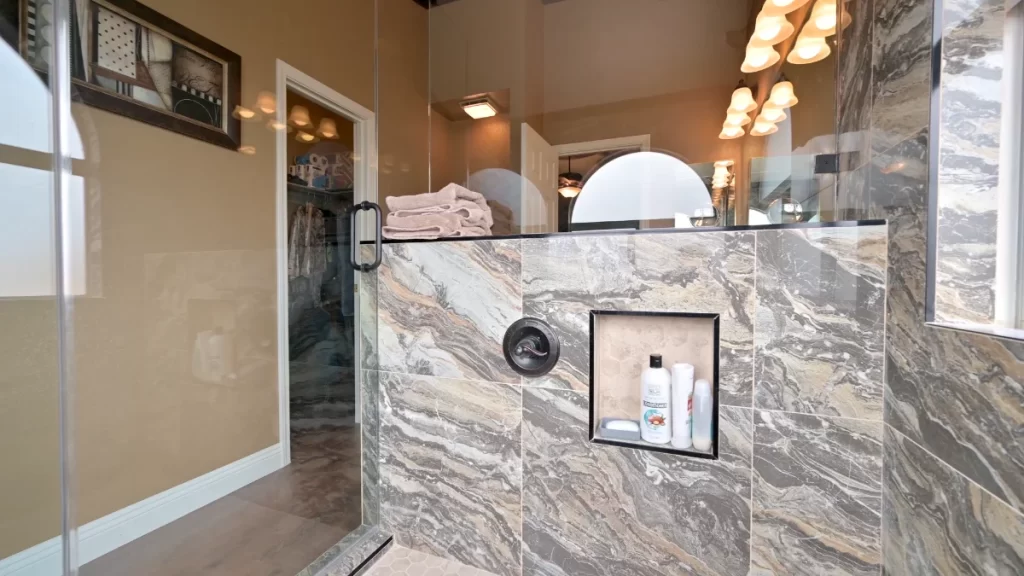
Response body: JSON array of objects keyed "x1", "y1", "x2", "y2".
[
  {"x1": 374, "y1": 225, "x2": 888, "y2": 576},
  {"x1": 838, "y1": 0, "x2": 1024, "y2": 572}
]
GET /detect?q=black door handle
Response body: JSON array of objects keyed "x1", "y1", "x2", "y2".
[{"x1": 349, "y1": 201, "x2": 382, "y2": 272}]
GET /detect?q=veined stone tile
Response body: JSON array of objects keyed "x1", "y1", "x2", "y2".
[
  {"x1": 754, "y1": 226, "x2": 887, "y2": 420},
  {"x1": 883, "y1": 426, "x2": 1024, "y2": 575},
  {"x1": 871, "y1": 0, "x2": 933, "y2": 152},
  {"x1": 362, "y1": 369, "x2": 380, "y2": 526},
  {"x1": 522, "y1": 231, "x2": 755, "y2": 408},
  {"x1": 379, "y1": 372, "x2": 522, "y2": 576},
  {"x1": 751, "y1": 411, "x2": 883, "y2": 576},
  {"x1": 378, "y1": 240, "x2": 522, "y2": 384},
  {"x1": 360, "y1": 245, "x2": 379, "y2": 371},
  {"x1": 522, "y1": 387, "x2": 753, "y2": 576}
]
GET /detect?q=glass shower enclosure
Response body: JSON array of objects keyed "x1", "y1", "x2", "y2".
[{"x1": 0, "y1": 0, "x2": 384, "y2": 574}]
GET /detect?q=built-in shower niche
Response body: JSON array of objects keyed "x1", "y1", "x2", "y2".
[{"x1": 589, "y1": 311, "x2": 720, "y2": 459}]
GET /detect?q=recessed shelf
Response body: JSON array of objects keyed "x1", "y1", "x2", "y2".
[{"x1": 588, "y1": 310, "x2": 720, "y2": 460}]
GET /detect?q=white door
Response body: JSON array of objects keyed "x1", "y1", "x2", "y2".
[{"x1": 520, "y1": 123, "x2": 559, "y2": 234}]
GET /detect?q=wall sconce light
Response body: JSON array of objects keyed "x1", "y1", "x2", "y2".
[
  {"x1": 750, "y1": 13, "x2": 795, "y2": 46},
  {"x1": 238, "y1": 145, "x2": 256, "y2": 155},
  {"x1": 787, "y1": 35, "x2": 831, "y2": 64},
  {"x1": 267, "y1": 119, "x2": 293, "y2": 133},
  {"x1": 728, "y1": 86, "x2": 758, "y2": 114},
  {"x1": 767, "y1": 81, "x2": 799, "y2": 108},
  {"x1": 741, "y1": 43, "x2": 781, "y2": 73},
  {"x1": 759, "y1": 106, "x2": 788, "y2": 123},
  {"x1": 719, "y1": 125, "x2": 746, "y2": 140},
  {"x1": 289, "y1": 105, "x2": 312, "y2": 127},
  {"x1": 232, "y1": 105, "x2": 258, "y2": 121},
  {"x1": 256, "y1": 91, "x2": 276, "y2": 115},
  {"x1": 803, "y1": 0, "x2": 851, "y2": 37},
  {"x1": 460, "y1": 96, "x2": 498, "y2": 120},
  {"x1": 295, "y1": 131, "x2": 317, "y2": 143},
  {"x1": 761, "y1": 0, "x2": 812, "y2": 16},
  {"x1": 751, "y1": 119, "x2": 780, "y2": 136},
  {"x1": 318, "y1": 118, "x2": 339, "y2": 139},
  {"x1": 725, "y1": 111, "x2": 752, "y2": 127}
]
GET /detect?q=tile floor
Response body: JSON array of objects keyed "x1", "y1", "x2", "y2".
[{"x1": 362, "y1": 546, "x2": 498, "y2": 576}]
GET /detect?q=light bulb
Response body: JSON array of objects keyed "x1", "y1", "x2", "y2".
[
  {"x1": 742, "y1": 44, "x2": 781, "y2": 73},
  {"x1": 719, "y1": 125, "x2": 746, "y2": 140},
  {"x1": 815, "y1": 12, "x2": 837, "y2": 31},
  {"x1": 768, "y1": 81, "x2": 799, "y2": 108},
  {"x1": 760, "y1": 107, "x2": 788, "y2": 123},
  {"x1": 751, "y1": 120, "x2": 779, "y2": 136},
  {"x1": 725, "y1": 112, "x2": 751, "y2": 127},
  {"x1": 751, "y1": 14, "x2": 795, "y2": 46},
  {"x1": 729, "y1": 87, "x2": 757, "y2": 114},
  {"x1": 787, "y1": 36, "x2": 831, "y2": 64},
  {"x1": 762, "y1": 0, "x2": 811, "y2": 16},
  {"x1": 256, "y1": 91, "x2": 276, "y2": 115}
]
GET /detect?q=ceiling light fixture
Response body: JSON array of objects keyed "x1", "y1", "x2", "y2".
[
  {"x1": 750, "y1": 13, "x2": 795, "y2": 46},
  {"x1": 728, "y1": 86, "x2": 758, "y2": 114},
  {"x1": 761, "y1": 0, "x2": 812, "y2": 16},
  {"x1": 558, "y1": 156, "x2": 583, "y2": 198},
  {"x1": 741, "y1": 43, "x2": 781, "y2": 73},
  {"x1": 787, "y1": 35, "x2": 831, "y2": 64},
  {"x1": 256, "y1": 91, "x2": 276, "y2": 115},
  {"x1": 460, "y1": 96, "x2": 498, "y2": 120}
]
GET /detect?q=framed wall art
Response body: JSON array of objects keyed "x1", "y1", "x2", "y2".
[{"x1": 2, "y1": 0, "x2": 242, "y2": 150}]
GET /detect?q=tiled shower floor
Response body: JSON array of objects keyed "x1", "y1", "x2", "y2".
[{"x1": 362, "y1": 546, "x2": 497, "y2": 576}]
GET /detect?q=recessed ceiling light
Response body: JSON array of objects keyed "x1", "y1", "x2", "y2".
[{"x1": 460, "y1": 97, "x2": 498, "y2": 119}]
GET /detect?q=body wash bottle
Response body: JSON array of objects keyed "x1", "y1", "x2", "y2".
[
  {"x1": 691, "y1": 378, "x2": 713, "y2": 451},
  {"x1": 671, "y1": 363, "x2": 694, "y2": 449},
  {"x1": 640, "y1": 354, "x2": 672, "y2": 444}
]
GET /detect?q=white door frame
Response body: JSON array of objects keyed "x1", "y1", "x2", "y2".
[
  {"x1": 552, "y1": 134, "x2": 651, "y2": 157},
  {"x1": 275, "y1": 60, "x2": 376, "y2": 467}
]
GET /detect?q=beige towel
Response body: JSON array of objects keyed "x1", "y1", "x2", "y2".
[
  {"x1": 438, "y1": 183, "x2": 494, "y2": 227},
  {"x1": 391, "y1": 202, "x2": 489, "y2": 227},
  {"x1": 452, "y1": 226, "x2": 490, "y2": 237},
  {"x1": 383, "y1": 212, "x2": 463, "y2": 240},
  {"x1": 386, "y1": 212, "x2": 462, "y2": 230},
  {"x1": 385, "y1": 188, "x2": 458, "y2": 212}
]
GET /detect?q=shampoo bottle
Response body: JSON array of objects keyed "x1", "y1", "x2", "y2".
[
  {"x1": 640, "y1": 354, "x2": 672, "y2": 444},
  {"x1": 691, "y1": 379, "x2": 713, "y2": 451},
  {"x1": 670, "y1": 363, "x2": 694, "y2": 449}
]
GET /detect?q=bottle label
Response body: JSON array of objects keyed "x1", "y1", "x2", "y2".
[{"x1": 643, "y1": 409, "x2": 667, "y2": 429}]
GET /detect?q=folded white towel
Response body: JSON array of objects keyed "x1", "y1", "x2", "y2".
[
  {"x1": 386, "y1": 212, "x2": 462, "y2": 231},
  {"x1": 439, "y1": 183, "x2": 493, "y2": 227},
  {"x1": 385, "y1": 188, "x2": 458, "y2": 212},
  {"x1": 390, "y1": 202, "x2": 489, "y2": 227}
]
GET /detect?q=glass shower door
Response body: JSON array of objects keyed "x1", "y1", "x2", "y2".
[{"x1": 0, "y1": 0, "x2": 384, "y2": 574}]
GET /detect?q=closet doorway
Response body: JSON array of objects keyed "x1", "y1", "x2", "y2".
[{"x1": 274, "y1": 60, "x2": 378, "y2": 548}]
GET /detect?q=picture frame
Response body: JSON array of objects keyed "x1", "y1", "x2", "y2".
[{"x1": 4, "y1": 0, "x2": 242, "y2": 150}]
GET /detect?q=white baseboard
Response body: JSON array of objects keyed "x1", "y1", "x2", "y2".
[{"x1": 0, "y1": 444, "x2": 284, "y2": 576}]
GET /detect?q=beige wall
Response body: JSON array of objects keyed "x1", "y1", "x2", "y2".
[{"x1": 0, "y1": 0, "x2": 420, "y2": 559}]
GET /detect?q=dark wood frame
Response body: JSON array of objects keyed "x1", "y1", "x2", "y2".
[
  {"x1": 588, "y1": 310, "x2": 721, "y2": 460},
  {"x1": 13, "y1": 0, "x2": 242, "y2": 150}
]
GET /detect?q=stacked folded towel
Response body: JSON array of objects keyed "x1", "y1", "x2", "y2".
[
  {"x1": 489, "y1": 201, "x2": 515, "y2": 236},
  {"x1": 384, "y1": 183, "x2": 494, "y2": 240}
]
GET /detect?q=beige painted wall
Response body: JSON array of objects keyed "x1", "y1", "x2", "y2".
[{"x1": 0, "y1": 0, "x2": 426, "y2": 559}]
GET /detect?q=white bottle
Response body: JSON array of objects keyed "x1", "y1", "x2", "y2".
[
  {"x1": 692, "y1": 379, "x2": 713, "y2": 451},
  {"x1": 670, "y1": 363, "x2": 694, "y2": 449},
  {"x1": 641, "y1": 354, "x2": 672, "y2": 444}
]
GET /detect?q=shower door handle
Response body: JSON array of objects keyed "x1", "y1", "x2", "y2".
[{"x1": 349, "y1": 201, "x2": 383, "y2": 272}]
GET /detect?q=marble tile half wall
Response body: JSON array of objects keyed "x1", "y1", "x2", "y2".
[{"x1": 375, "y1": 224, "x2": 888, "y2": 576}]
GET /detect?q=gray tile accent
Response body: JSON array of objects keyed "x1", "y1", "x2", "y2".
[
  {"x1": 522, "y1": 387, "x2": 753, "y2": 576},
  {"x1": 754, "y1": 227, "x2": 887, "y2": 420},
  {"x1": 883, "y1": 426, "x2": 1024, "y2": 575},
  {"x1": 751, "y1": 411, "x2": 883, "y2": 575},
  {"x1": 379, "y1": 372, "x2": 522, "y2": 576}
]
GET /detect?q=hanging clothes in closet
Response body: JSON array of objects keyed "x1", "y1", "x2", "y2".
[{"x1": 288, "y1": 202, "x2": 328, "y2": 305}]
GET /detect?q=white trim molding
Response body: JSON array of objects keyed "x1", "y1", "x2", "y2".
[
  {"x1": 0, "y1": 444, "x2": 283, "y2": 576},
  {"x1": 553, "y1": 134, "x2": 652, "y2": 157},
  {"x1": 275, "y1": 60, "x2": 377, "y2": 465}
]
